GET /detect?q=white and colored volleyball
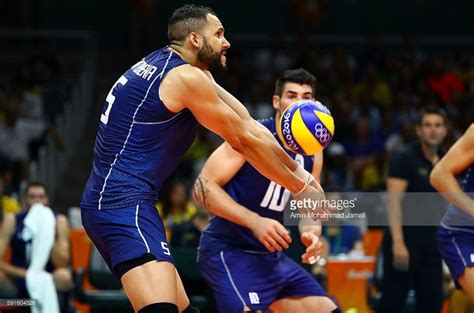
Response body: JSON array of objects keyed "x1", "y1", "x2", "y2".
[{"x1": 277, "y1": 100, "x2": 335, "y2": 155}]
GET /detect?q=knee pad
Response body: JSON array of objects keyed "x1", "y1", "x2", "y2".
[
  {"x1": 182, "y1": 305, "x2": 200, "y2": 313},
  {"x1": 138, "y1": 302, "x2": 178, "y2": 313},
  {"x1": 332, "y1": 309, "x2": 342, "y2": 313}
]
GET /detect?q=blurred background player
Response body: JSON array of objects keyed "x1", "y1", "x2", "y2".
[
  {"x1": 195, "y1": 68, "x2": 339, "y2": 313},
  {"x1": 0, "y1": 182, "x2": 72, "y2": 311},
  {"x1": 378, "y1": 106, "x2": 447, "y2": 313},
  {"x1": 80, "y1": 5, "x2": 327, "y2": 313},
  {"x1": 431, "y1": 123, "x2": 474, "y2": 303}
]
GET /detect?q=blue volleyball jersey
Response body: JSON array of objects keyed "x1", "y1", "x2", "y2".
[
  {"x1": 81, "y1": 48, "x2": 197, "y2": 209},
  {"x1": 199, "y1": 117, "x2": 314, "y2": 256},
  {"x1": 441, "y1": 165, "x2": 474, "y2": 229}
]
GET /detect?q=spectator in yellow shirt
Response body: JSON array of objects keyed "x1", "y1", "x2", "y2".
[
  {"x1": 0, "y1": 176, "x2": 20, "y2": 214},
  {"x1": 156, "y1": 181, "x2": 197, "y2": 240}
]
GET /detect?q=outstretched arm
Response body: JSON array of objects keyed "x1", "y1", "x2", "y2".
[
  {"x1": 430, "y1": 124, "x2": 474, "y2": 217},
  {"x1": 161, "y1": 65, "x2": 311, "y2": 195},
  {"x1": 210, "y1": 74, "x2": 301, "y2": 172},
  {"x1": 193, "y1": 142, "x2": 292, "y2": 253}
]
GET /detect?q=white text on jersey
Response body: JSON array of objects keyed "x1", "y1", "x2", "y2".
[{"x1": 131, "y1": 59, "x2": 158, "y2": 81}]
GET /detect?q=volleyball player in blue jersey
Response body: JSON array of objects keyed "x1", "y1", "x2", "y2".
[
  {"x1": 194, "y1": 69, "x2": 338, "y2": 313},
  {"x1": 431, "y1": 124, "x2": 474, "y2": 302},
  {"x1": 80, "y1": 5, "x2": 327, "y2": 313}
]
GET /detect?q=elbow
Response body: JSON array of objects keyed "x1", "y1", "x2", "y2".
[{"x1": 429, "y1": 167, "x2": 442, "y2": 189}]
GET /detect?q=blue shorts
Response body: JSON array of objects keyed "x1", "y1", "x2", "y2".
[
  {"x1": 438, "y1": 225, "x2": 474, "y2": 288},
  {"x1": 81, "y1": 200, "x2": 174, "y2": 279},
  {"x1": 197, "y1": 249, "x2": 331, "y2": 312}
]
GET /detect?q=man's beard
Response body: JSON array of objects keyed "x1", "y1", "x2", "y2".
[{"x1": 197, "y1": 39, "x2": 226, "y2": 73}]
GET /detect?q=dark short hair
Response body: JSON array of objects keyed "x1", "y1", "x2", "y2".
[
  {"x1": 24, "y1": 181, "x2": 49, "y2": 197},
  {"x1": 274, "y1": 68, "x2": 317, "y2": 96},
  {"x1": 416, "y1": 105, "x2": 447, "y2": 125},
  {"x1": 168, "y1": 4, "x2": 216, "y2": 43}
]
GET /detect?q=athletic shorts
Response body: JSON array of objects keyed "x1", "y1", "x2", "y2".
[
  {"x1": 197, "y1": 248, "x2": 331, "y2": 313},
  {"x1": 438, "y1": 225, "x2": 474, "y2": 288},
  {"x1": 81, "y1": 200, "x2": 174, "y2": 280}
]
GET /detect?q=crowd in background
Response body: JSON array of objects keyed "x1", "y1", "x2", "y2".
[
  {"x1": 0, "y1": 35, "x2": 472, "y2": 257},
  {"x1": 0, "y1": 40, "x2": 69, "y2": 204}
]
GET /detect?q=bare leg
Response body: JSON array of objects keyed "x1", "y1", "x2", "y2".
[
  {"x1": 459, "y1": 267, "x2": 474, "y2": 303},
  {"x1": 52, "y1": 268, "x2": 73, "y2": 292},
  {"x1": 175, "y1": 269, "x2": 191, "y2": 311},
  {"x1": 269, "y1": 296, "x2": 337, "y2": 313},
  {"x1": 120, "y1": 260, "x2": 179, "y2": 311}
]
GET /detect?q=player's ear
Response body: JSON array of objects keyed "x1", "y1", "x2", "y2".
[
  {"x1": 189, "y1": 32, "x2": 202, "y2": 48},
  {"x1": 272, "y1": 95, "x2": 280, "y2": 111}
]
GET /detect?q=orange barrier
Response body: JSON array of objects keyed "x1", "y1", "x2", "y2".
[
  {"x1": 362, "y1": 229, "x2": 383, "y2": 257},
  {"x1": 70, "y1": 228, "x2": 92, "y2": 313},
  {"x1": 326, "y1": 256, "x2": 376, "y2": 313}
]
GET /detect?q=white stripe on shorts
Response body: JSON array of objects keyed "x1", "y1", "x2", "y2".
[
  {"x1": 450, "y1": 231, "x2": 467, "y2": 266},
  {"x1": 136, "y1": 204, "x2": 150, "y2": 253},
  {"x1": 220, "y1": 251, "x2": 247, "y2": 307}
]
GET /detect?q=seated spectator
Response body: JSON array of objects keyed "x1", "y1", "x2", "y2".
[
  {"x1": 170, "y1": 207, "x2": 212, "y2": 248},
  {"x1": 0, "y1": 103, "x2": 46, "y2": 182},
  {"x1": 351, "y1": 63, "x2": 393, "y2": 109},
  {"x1": 0, "y1": 182, "x2": 72, "y2": 307},
  {"x1": 157, "y1": 181, "x2": 197, "y2": 239},
  {"x1": 0, "y1": 176, "x2": 20, "y2": 214},
  {"x1": 323, "y1": 223, "x2": 364, "y2": 256},
  {"x1": 323, "y1": 142, "x2": 352, "y2": 191},
  {"x1": 344, "y1": 118, "x2": 385, "y2": 190}
]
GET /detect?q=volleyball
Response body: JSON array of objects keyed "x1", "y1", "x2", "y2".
[{"x1": 277, "y1": 100, "x2": 335, "y2": 155}]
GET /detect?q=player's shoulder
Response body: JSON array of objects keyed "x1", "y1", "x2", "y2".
[
  {"x1": 166, "y1": 64, "x2": 206, "y2": 81},
  {"x1": 466, "y1": 123, "x2": 474, "y2": 136}
]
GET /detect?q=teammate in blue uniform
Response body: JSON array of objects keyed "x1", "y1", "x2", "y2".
[
  {"x1": 194, "y1": 69, "x2": 339, "y2": 313},
  {"x1": 80, "y1": 5, "x2": 328, "y2": 313},
  {"x1": 431, "y1": 124, "x2": 474, "y2": 302},
  {"x1": 0, "y1": 182, "x2": 72, "y2": 300}
]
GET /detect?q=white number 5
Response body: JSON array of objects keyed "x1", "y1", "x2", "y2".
[
  {"x1": 101, "y1": 75, "x2": 128, "y2": 125},
  {"x1": 161, "y1": 242, "x2": 171, "y2": 255}
]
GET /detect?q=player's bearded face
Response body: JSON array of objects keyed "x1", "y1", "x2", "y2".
[{"x1": 197, "y1": 37, "x2": 226, "y2": 72}]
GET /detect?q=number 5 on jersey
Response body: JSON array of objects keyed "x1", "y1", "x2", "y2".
[{"x1": 101, "y1": 75, "x2": 128, "y2": 125}]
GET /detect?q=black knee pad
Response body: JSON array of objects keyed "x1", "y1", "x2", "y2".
[
  {"x1": 332, "y1": 309, "x2": 342, "y2": 313},
  {"x1": 115, "y1": 253, "x2": 156, "y2": 279},
  {"x1": 182, "y1": 305, "x2": 200, "y2": 313},
  {"x1": 138, "y1": 302, "x2": 178, "y2": 313}
]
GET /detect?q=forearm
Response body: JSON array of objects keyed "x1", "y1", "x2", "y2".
[
  {"x1": 254, "y1": 121, "x2": 299, "y2": 171},
  {"x1": 387, "y1": 200, "x2": 404, "y2": 243},
  {"x1": 431, "y1": 170, "x2": 474, "y2": 217},
  {"x1": 213, "y1": 82, "x2": 299, "y2": 175},
  {"x1": 229, "y1": 123, "x2": 302, "y2": 195},
  {"x1": 51, "y1": 241, "x2": 70, "y2": 268},
  {"x1": 0, "y1": 262, "x2": 26, "y2": 278},
  {"x1": 193, "y1": 176, "x2": 259, "y2": 228}
]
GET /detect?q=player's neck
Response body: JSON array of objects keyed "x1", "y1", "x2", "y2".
[{"x1": 168, "y1": 44, "x2": 206, "y2": 70}]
